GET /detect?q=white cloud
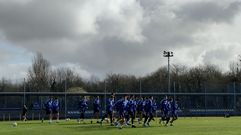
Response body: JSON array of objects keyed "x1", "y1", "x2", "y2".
[
  {"x1": 0, "y1": 63, "x2": 29, "y2": 81},
  {"x1": 74, "y1": 0, "x2": 147, "y2": 42}
]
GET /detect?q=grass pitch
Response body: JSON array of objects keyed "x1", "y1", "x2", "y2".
[{"x1": 0, "y1": 117, "x2": 241, "y2": 135}]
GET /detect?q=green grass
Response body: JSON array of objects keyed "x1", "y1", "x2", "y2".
[{"x1": 0, "y1": 117, "x2": 241, "y2": 135}]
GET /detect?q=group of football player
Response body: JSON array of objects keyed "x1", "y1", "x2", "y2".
[{"x1": 76, "y1": 94, "x2": 179, "y2": 129}]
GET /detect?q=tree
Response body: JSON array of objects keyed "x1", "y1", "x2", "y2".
[
  {"x1": 49, "y1": 67, "x2": 85, "y2": 92},
  {"x1": 27, "y1": 52, "x2": 50, "y2": 91},
  {"x1": 172, "y1": 64, "x2": 187, "y2": 93}
]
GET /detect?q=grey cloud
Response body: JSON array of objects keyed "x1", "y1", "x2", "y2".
[
  {"x1": 175, "y1": 1, "x2": 241, "y2": 23},
  {"x1": 202, "y1": 45, "x2": 240, "y2": 65},
  {"x1": 203, "y1": 48, "x2": 230, "y2": 63},
  {"x1": 138, "y1": 0, "x2": 164, "y2": 12},
  {"x1": 0, "y1": 0, "x2": 81, "y2": 41}
]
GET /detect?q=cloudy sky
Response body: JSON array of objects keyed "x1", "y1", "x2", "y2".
[{"x1": 0, "y1": 0, "x2": 241, "y2": 81}]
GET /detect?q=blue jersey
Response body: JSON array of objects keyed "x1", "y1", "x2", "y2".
[
  {"x1": 79, "y1": 99, "x2": 88, "y2": 111},
  {"x1": 45, "y1": 99, "x2": 53, "y2": 111},
  {"x1": 166, "y1": 101, "x2": 172, "y2": 112},
  {"x1": 52, "y1": 99, "x2": 59, "y2": 111},
  {"x1": 144, "y1": 99, "x2": 153, "y2": 113},
  {"x1": 152, "y1": 100, "x2": 157, "y2": 113},
  {"x1": 93, "y1": 98, "x2": 101, "y2": 110},
  {"x1": 123, "y1": 99, "x2": 129, "y2": 111},
  {"x1": 115, "y1": 99, "x2": 128, "y2": 113},
  {"x1": 114, "y1": 99, "x2": 123, "y2": 112},
  {"x1": 127, "y1": 99, "x2": 136, "y2": 113},
  {"x1": 171, "y1": 100, "x2": 178, "y2": 113},
  {"x1": 106, "y1": 98, "x2": 114, "y2": 112},
  {"x1": 137, "y1": 99, "x2": 144, "y2": 112},
  {"x1": 160, "y1": 99, "x2": 167, "y2": 111}
]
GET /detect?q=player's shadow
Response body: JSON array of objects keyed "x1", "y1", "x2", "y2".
[
  {"x1": 64, "y1": 124, "x2": 119, "y2": 131},
  {"x1": 18, "y1": 122, "x2": 43, "y2": 125},
  {"x1": 64, "y1": 123, "x2": 158, "y2": 131}
]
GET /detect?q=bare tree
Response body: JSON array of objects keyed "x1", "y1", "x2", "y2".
[
  {"x1": 48, "y1": 67, "x2": 85, "y2": 92},
  {"x1": 27, "y1": 52, "x2": 50, "y2": 92}
]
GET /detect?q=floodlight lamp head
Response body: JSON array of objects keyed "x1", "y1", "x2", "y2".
[
  {"x1": 163, "y1": 51, "x2": 167, "y2": 57},
  {"x1": 170, "y1": 52, "x2": 174, "y2": 57}
]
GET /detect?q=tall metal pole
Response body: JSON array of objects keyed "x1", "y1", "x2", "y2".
[
  {"x1": 64, "y1": 78, "x2": 67, "y2": 119},
  {"x1": 168, "y1": 56, "x2": 170, "y2": 93},
  {"x1": 163, "y1": 51, "x2": 173, "y2": 93}
]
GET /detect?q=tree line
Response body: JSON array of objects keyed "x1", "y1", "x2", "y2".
[{"x1": 1, "y1": 53, "x2": 241, "y2": 93}]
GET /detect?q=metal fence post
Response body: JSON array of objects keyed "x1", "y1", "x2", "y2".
[
  {"x1": 23, "y1": 78, "x2": 26, "y2": 106},
  {"x1": 204, "y1": 82, "x2": 207, "y2": 116},
  {"x1": 139, "y1": 79, "x2": 142, "y2": 97},
  {"x1": 104, "y1": 81, "x2": 107, "y2": 111},
  {"x1": 173, "y1": 81, "x2": 176, "y2": 100},
  {"x1": 3, "y1": 114, "x2": 5, "y2": 121},
  {"x1": 234, "y1": 82, "x2": 236, "y2": 112}
]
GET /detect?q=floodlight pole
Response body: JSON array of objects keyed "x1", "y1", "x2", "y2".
[
  {"x1": 64, "y1": 78, "x2": 67, "y2": 119},
  {"x1": 163, "y1": 51, "x2": 174, "y2": 93},
  {"x1": 168, "y1": 56, "x2": 170, "y2": 93}
]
